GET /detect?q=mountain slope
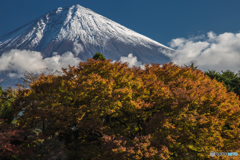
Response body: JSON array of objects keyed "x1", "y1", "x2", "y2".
[{"x1": 0, "y1": 4, "x2": 173, "y2": 64}]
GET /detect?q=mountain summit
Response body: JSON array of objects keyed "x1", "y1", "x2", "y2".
[{"x1": 0, "y1": 4, "x2": 173, "y2": 64}]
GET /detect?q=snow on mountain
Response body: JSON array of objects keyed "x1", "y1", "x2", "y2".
[{"x1": 0, "y1": 4, "x2": 173, "y2": 64}]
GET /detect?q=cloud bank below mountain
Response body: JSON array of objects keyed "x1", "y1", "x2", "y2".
[
  {"x1": 0, "y1": 50, "x2": 147, "y2": 79},
  {"x1": 0, "y1": 50, "x2": 82, "y2": 78},
  {"x1": 166, "y1": 31, "x2": 240, "y2": 75},
  {"x1": 2, "y1": 31, "x2": 240, "y2": 81}
]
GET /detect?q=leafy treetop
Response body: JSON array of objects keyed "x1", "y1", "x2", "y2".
[
  {"x1": 8, "y1": 59, "x2": 240, "y2": 159},
  {"x1": 92, "y1": 52, "x2": 106, "y2": 61}
]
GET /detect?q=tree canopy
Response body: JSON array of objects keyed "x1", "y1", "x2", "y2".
[
  {"x1": 2, "y1": 59, "x2": 240, "y2": 159},
  {"x1": 92, "y1": 52, "x2": 106, "y2": 61},
  {"x1": 204, "y1": 69, "x2": 240, "y2": 99},
  {"x1": 183, "y1": 61, "x2": 240, "y2": 99}
]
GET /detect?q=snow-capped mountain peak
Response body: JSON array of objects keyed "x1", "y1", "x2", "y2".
[{"x1": 0, "y1": 4, "x2": 173, "y2": 64}]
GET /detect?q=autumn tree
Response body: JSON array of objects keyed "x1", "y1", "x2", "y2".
[
  {"x1": 0, "y1": 85, "x2": 38, "y2": 160},
  {"x1": 183, "y1": 62, "x2": 240, "y2": 132},
  {"x1": 10, "y1": 59, "x2": 240, "y2": 160},
  {"x1": 183, "y1": 61, "x2": 240, "y2": 99},
  {"x1": 19, "y1": 68, "x2": 63, "y2": 89},
  {"x1": 0, "y1": 68, "x2": 64, "y2": 160},
  {"x1": 203, "y1": 69, "x2": 240, "y2": 132}
]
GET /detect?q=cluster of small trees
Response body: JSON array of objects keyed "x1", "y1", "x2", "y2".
[{"x1": 1, "y1": 53, "x2": 240, "y2": 159}]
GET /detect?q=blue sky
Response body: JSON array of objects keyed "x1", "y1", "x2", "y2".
[
  {"x1": 1, "y1": 0, "x2": 240, "y2": 76},
  {"x1": 1, "y1": 0, "x2": 240, "y2": 46}
]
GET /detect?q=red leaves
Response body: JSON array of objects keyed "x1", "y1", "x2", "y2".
[{"x1": 0, "y1": 119, "x2": 36, "y2": 158}]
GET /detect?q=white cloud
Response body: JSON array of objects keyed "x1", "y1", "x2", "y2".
[
  {"x1": 167, "y1": 31, "x2": 240, "y2": 74},
  {"x1": 4, "y1": 32, "x2": 240, "y2": 86},
  {"x1": 52, "y1": 52, "x2": 58, "y2": 56},
  {"x1": 0, "y1": 49, "x2": 82, "y2": 78},
  {"x1": 113, "y1": 53, "x2": 146, "y2": 70},
  {"x1": 110, "y1": 53, "x2": 156, "y2": 70},
  {"x1": 0, "y1": 49, "x2": 150, "y2": 81},
  {"x1": 207, "y1": 31, "x2": 216, "y2": 40},
  {"x1": 73, "y1": 42, "x2": 84, "y2": 56}
]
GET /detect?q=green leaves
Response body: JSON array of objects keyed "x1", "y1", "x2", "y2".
[
  {"x1": 92, "y1": 52, "x2": 106, "y2": 61},
  {"x1": 204, "y1": 69, "x2": 240, "y2": 99},
  {"x1": 0, "y1": 86, "x2": 17, "y2": 124}
]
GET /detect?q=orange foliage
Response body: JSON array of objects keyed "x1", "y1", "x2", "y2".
[{"x1": 10, "y1": 59, "x2": 240, "y2": 159}]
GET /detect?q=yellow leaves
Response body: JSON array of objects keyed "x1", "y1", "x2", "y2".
[
  {"x1": 187, "y1": 144, "x2": 203, "y2": 154},
  {"x1": 111, "y1": 91, "x2": 133, "y2": 108},
  {"x1": 51, "y1": 102, "x2": 62, "y2": 108},
  {"x1": 9, "y1": 57, "x2": 240, "y2": 160},
  {"x1": 112, "y1": 101, "x2": 122, "y2": 108},
  {"x1": 105, "y1": 109, "x2": 116, "y2": 115},
  {"x1": 23, "y1": 89, "x2": 32, "y2": 97}
]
